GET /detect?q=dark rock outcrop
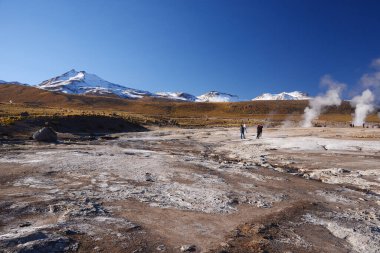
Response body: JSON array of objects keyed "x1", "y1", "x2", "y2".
[{"x1": 32, "y1": 127, "x2": 57, "y2": 142}]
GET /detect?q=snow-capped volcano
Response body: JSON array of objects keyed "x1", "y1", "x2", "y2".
[
  {"x1": 252, "y1": 91, "x2": 310, "y2": 100},
  {"x1": 38, "y1": 69, "x2": 152, "y2": 98},
  {"x1": 196, "y1": 91, "x2": 239, "y2": 102}
]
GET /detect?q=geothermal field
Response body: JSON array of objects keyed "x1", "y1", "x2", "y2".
[
  {"x1": 3, "y1": 1, "x2": 380, "y2": 252},
  {"x1": 0, "y1": 125, "x2": 380, "y2": 253},
  {"x1": 0, "y1": 82, "x2": 380, "y2": 253}
]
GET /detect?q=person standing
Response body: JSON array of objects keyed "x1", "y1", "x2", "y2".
[
  {"x1": 243, "y1": 123, "x2": 247, "y2": 134},
  {"x1": 256, "y1": 124, "x2": 263, "y2": 139},
  {"x1": 240, "y1": 124, "x2": 246, "y2": 139}
]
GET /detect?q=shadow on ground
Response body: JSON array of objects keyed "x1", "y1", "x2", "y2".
[{"x1": 0, "y1": 115, "x2": 148, "y2": 140}]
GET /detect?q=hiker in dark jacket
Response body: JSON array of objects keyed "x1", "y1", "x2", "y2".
[
  {"x1": 240, "y1": 124, "x2": 246, "y2": 139},
  {"x1": 256, "y1": 124, "x2": 263, "y2": 139}
]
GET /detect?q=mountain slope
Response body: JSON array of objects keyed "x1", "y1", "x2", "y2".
[
  {"x1": 38, "y1": 69, "x2": 153, "y2": 99},
  {"x1": 252, "y1": 91, "x2": 310, "y2": 100},
  {"x1": 0, "y1": 84, "x2": 357, "y2": 124}
]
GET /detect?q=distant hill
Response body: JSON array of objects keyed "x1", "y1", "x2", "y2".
[
  {"x1": 155, "y1": 92, "x2": 198, "y2": 101},
  {"x1": 0, "y1": 80, "x2": 29, "y2": 86},
  {"x1": 0, "y1": 84, "x2": 354, "y2": 117},
  {"x1": 196, "y1": 91, "x2": 239, "y2": 102},
  {"x1": 3, "y1": 84, "x2": 374, "y2": 128},
  {"x1": 252, "y1": 91, "x2": 310, "y2": 100}
]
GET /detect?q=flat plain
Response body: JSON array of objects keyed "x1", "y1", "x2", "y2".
[{"x1": 1, "y1": 126, "x2": 380, "y2": 252}]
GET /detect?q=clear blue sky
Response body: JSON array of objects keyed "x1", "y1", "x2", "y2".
[{"x1": 1, "y1": 0, "x2": 380, "y2": 99}]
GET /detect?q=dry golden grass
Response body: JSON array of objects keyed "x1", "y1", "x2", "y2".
[{"x1": 1, "y1": 84, "x2": 379, "y2": 127}]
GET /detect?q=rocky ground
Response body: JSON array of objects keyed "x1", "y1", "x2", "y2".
[{"x1": 0, "y1": 127, "x2": 379, "y2": 253}]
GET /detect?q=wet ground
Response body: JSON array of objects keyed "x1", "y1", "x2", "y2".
[{"x1": 0, "y1": 127, "x2": 379, "y2": 252}]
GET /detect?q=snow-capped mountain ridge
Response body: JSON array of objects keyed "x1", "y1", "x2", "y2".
[
  {"x1": 37, "y1": 70, "x2": 240, "y2": 102},
  {"x1": 196, "y1": 91, "x2": 239, "y2": 102},
  {"x1": 3, "y1": 70, "x2": 311, "y2": 102},
  {"x1": 252, "y1": 91, "x2": 310, "y2": 100}
]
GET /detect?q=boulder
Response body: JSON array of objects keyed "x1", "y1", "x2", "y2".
[
  {"x1": 180, "y1": 244, "x2": 196, "y2": 252},
  {"x1": 33, "y1": 127, "x2": 57, "y2": 142}
]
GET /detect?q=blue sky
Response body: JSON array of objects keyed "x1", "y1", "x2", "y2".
[{"x1": 1, "y1": 0, "x2": 380, "y2": 99}]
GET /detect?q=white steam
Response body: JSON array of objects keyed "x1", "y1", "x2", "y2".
[
  {"x1": 360, "y1": 58, "x2": 380, "y2": 100},
  {"x1": 350, "y1": 89, "x2": 375, "y2": 126},
  {"x1": 351, "y1": 58, "x2": 380, "y2": 125},
  {"x1": 301, "y1": 75, "x2": 344, "y2": 127}
]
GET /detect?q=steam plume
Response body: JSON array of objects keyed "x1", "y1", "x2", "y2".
[
  {"x1": 360, "y1": 58, "x2": 380, "y2": 102},
  {"x1": 350, "y1": 89, "x2": 375, "y2": 126},
  {"x1": 301, "y1": 75, "x2": 344, "y2": 127}
]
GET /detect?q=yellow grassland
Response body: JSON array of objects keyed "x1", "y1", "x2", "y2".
[{"x1": 0, "y1": 84, "x2": 379, "y2": 127}]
